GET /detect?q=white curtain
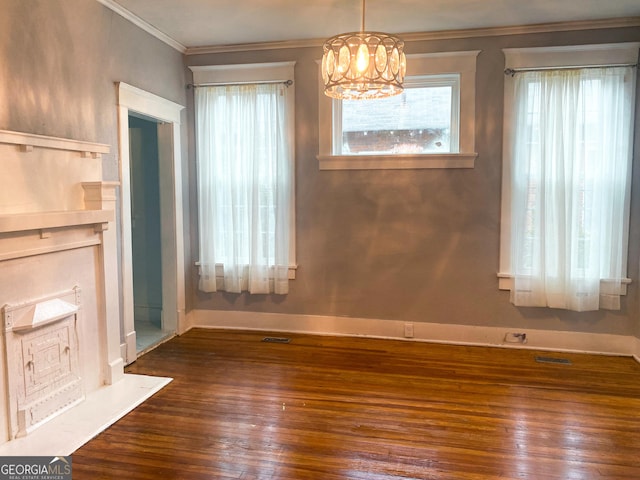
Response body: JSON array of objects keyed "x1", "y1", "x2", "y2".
[
  {"x1": 195, "y1": 83, "x2": 292, "y2": 294},
  {"x1": 509, "y1": 67, "x2": 635, "y2": 311}
]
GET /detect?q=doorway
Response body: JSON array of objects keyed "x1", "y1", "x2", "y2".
[
  {"x1": 128, "y1": 115, "x2": 169, "y2": 353},
  {"x1": 117, "y1": 82, "x2": 186, "y2": 366}
]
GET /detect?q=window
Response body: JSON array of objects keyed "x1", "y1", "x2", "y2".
[
  {"x1": 335, "y1": 75, "x2": 459, "y2": 155},
  {"x1": 318, "y1": 51, "x2": 479, "y2": 170},
  {"x1": 190, "y1": 62, "x2": 296, "y2": 294},
  {"x1": 499, "y1": 43, "x2": 639, "y2": 311}
]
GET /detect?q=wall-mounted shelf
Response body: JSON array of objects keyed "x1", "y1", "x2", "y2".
[{"x1": 0, "y1": 130, "x2": 110, "y2": 159}]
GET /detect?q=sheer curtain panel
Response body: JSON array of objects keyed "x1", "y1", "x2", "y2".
[
  {"x1": 509, "y1": 67, "x2": 635, "y2": 311},
  {"x1": 196, "y1": 83, "x2": 292, "y2": 294}
]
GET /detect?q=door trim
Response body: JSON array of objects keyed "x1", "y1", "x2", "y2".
[{"x1": 116, "y1": 82, "x2": 185, "y2": 364}]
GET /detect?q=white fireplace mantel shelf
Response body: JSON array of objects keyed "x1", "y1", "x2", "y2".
[
  {"x1": 0, "y1": 130, "x2": 110, "y2": 158},
  {"x1": 0, "y1": 210, "x2": 113, "y2": 234}
]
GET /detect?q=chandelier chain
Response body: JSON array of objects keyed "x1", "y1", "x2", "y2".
[{"x1": 361, "y1": 0, "x2": 366, "y2": 32}]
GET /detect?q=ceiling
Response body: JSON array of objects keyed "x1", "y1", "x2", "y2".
[{"x1": 105, "y1": 0, "x2": 640, "y2": 50}]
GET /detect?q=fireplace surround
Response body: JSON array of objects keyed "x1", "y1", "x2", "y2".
[{"x1": 0, "y1": 130, "x2": 128, "y2": 448}]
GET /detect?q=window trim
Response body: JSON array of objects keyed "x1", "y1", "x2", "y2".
[
  {"x1": 498, "y1": 42, "x2": 639, "y2": 292},
  {"x1": 317, "y1": 51, "x2": 480, "y2": 170},
  {"x1": 189, "y1": 61, "x2": 298, "y2": 279}
]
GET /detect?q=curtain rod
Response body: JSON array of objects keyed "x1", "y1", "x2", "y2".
[
  {"x1": 504, "y1": 63, "x2": 638, "y2": 76},
  {"x1": 187, "y1": 79, "x2": 293, "y2": 89}
]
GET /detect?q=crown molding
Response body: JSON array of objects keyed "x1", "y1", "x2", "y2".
[
  {"x1": 91, "y1": 2, "x2": 640, "y2": 57},
  {"x1": 186, "y1": 38, "x2": 322, "y2": 56},
  {"x1": 401, "y1": 16, "x2": 640, "y2": 43},
  {"x1": 185, "y1": 16, "x2": 640, "y2": 56},
  {"x1": 96, "y1": 0, "x2": 186, "y2": 53}
]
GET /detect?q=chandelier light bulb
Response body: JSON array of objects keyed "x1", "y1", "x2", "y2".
[{"x1": 356, "y1": 43, "x2": 369, "y2": 73}]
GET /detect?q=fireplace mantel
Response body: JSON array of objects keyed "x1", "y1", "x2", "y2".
[
  {"x1": 0, "y1": 209, "x2": 115, "y2": 263},
  {"x1": 0, "y1": 129, "x2": 110, "y2": 158},
  {"x1": 0, "y1": 210, "x2": 113, "y2": 234},
  {"x1": 0, "y1": 129, "x2": 127, "y2": 447}
]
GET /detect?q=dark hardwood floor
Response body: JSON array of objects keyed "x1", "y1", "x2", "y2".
[{"x1": 72, "y1": 328, "x2": 640, "y2": 479}]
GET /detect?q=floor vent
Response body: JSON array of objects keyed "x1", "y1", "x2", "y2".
[
  {"x1": 262, "y1": 337, "x2": 291, "y2": 344},
  {"x1": 535, "y1": 356, "x2": 572, "y2": 365}
]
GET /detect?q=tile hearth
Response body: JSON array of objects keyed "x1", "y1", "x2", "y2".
[{"x1": 0, "y1": 374, "x2": 171, "y2": 456}]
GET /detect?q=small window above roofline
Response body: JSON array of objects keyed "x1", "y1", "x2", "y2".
[{"x1": 317, "y1": 51, "x2": 480, "y2": 170}]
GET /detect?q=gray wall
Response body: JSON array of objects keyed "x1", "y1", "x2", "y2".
[
  {"x1": 0, "y1": 0, "x2": 187, "y2": 181},
  {"x1": 0, "y1": 0, "x2": 188, "y2": 336},
  {"x1": 2, "y1": 0, "x2": 636, "y2": 339},
  {"x1": 186, "y1": 26, "x2": 640, "y2": 337}
]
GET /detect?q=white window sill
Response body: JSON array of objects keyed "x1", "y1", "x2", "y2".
[
  {"x1": 497, "y1": 273, "x2": 631, "y2": 295},
  {"x1": 318, "y1": 153, "x2": 477, "y2": 170},
  {"x1": 196, "y1": 262, "x2": 297, "y2": 280}
]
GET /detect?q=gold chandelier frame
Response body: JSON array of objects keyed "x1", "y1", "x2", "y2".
[{"x1": 321, "y1": 0, "x2": 406, "y2": 100}]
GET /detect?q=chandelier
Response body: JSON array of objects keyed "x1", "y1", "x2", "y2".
[{"x1": 321, "y1": 0, "x2": 406, "y2": 100}]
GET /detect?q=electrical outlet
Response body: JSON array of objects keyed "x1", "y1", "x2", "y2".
[
  {"x1": 404, "y1": 323, "x2": 414, "y2": 338},
  {"x1": 504, "y1": 332, "x2": 527, "y2": 344}
]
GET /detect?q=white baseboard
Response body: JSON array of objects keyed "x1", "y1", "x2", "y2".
[
  {"x1": 186, "y1": 309, "x2": 637, "y2": 358},
  {"x1": 633, "y1": 336, "x2": 640, "y2": 363},
  {"x1": 121, "y1": 330, "x2": 137, "y2": 366}
]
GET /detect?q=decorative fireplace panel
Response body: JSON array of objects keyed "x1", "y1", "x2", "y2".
[{"x1": 2, "y1": 288, "x2": 83, "y2": 439}]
